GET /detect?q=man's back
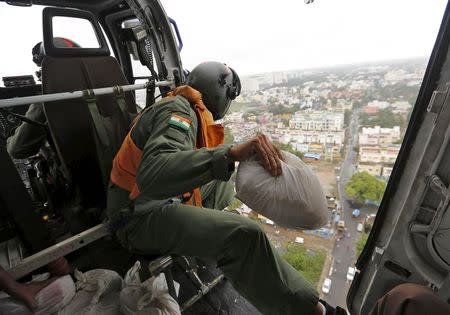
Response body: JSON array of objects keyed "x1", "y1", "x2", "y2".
[{"x1": 7, "y1": 103, "x2": 46, "y2": 159}]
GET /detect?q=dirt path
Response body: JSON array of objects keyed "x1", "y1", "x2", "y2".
[{"x1": 307, "y1": 161, "x2": 338, "y2": 195}]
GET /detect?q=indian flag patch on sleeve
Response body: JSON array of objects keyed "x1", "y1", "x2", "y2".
[{"x1": 168, "y1": 114, "x2": 191, "y2": 131}]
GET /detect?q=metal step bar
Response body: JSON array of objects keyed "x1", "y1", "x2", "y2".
[
  {"x1": 7, "y1": 223, "x2": 110, "y2": 279},
  {"x1": 0, "y1": 80, "x2": 173, "y2": 108}
]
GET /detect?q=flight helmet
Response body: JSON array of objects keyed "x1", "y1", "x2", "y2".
[
  {"x1": 186, "y1": 61, "x2": 241, "y2": 120},
  {"x1": 32, "y1": 37, "x2": 80, "y2": 67}
]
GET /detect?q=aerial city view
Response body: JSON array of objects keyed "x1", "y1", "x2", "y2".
[
  {"x1": 135, "y1": 59, "x2": 424, "y2": 306},
  {"x1": 220, "y1": 58, "x2": 424, "y2": 307},
  {"x1": 1, "y1": 0, "x2": 447, "y2": 313}
]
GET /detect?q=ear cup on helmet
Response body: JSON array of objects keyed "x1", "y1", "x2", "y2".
[
  {"x1": 186, "y1": 61, "x2": 240, "y2": 120},
  {"x1": 226, "y1": 67, "x2": 241, "y2": 100},
  {"x1": 31, "y1": 38, "x2": 80, "y2": 67}
]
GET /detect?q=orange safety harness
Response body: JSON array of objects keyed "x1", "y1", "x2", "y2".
[{"x1": 110, "y1": 85, "x2": 224, "y2": 207}]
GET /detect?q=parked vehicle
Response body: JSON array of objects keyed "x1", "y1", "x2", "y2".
[
  {"x1": 347, "y1": 267, "x2": 356, "y2": 281},
  {"x1": 357, "y1": 223, "x2": 364, "y2": 232},
  {"x1": 352, "y1": 209, "x2": 361, "y2": 218},
  {"x1": 337, "y1": 220, "x2": 346, "y2": 232},
  {"x1": 322, "y1": 278, "x2": 332, "y2": 294}
]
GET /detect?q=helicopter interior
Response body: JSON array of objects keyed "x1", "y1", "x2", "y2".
[
  {"x1": 0, "y1": 1, "x2": 256, "y2": 313},
  {"x1": 2, "y1": 0, "x2": 450, "y2": 314}
]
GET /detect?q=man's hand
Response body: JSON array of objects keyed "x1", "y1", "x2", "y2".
[
  {"x1": 47, "y1": 257, "x2": 71, "y2": 277},
  {"x1": 228, "y1": 134, "x2": 284, "y2": 176},
  {"x1": 9, "y1": 279, "x2": 54, "y2": 311}
]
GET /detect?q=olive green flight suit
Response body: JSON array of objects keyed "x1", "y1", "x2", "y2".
[
  {"x1": 6, "y1": 103, "x2": 47, "y2": 159},
  {"x1": 107, "y1": 95, "x2": 318, "y2": 315}
]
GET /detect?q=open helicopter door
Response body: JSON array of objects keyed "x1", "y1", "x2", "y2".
[{"x1": 347, "y1": 2, "x2": 450, "y2": 313}]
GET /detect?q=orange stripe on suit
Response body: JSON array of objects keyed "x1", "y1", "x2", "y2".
[{"x1": 110, "y1": 85, "x2": 224, "y2": 207}]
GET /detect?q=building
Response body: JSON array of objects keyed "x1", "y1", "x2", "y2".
[
  {"x1": 384, "y1": 69, "x2": 407, "y2": 82},
  {"x1": 257, "y1": 112, "x2": 274, "y2": 124},
  {"x1": 359, "y1": 146, "x2": 382, "y2": 163},
  {"x1": 236, "y1": 204, "x2": 252, "y2": 216},
  {"x1": 289, "y1": 111, "x2": 344, "y2": 131},
  {"x1": 382, "y1": 165, "x2": 394, "y2": 178},
  {"x1": 368, "y1": 100, "x2": 390, "y2": 109},
  {"x1": 382, "y1": 146, "x2": 401, "y2": 164},
  {"x1": 241, "y1": 78, "x2": 259, "y2": 92},
  {"x1": 363, "y1": 106, "x2": 379, "y2": 115},
  {"x1": 224, "y1": 112, "x2": 244, "y2": 123},
  {"x1": 359, "y1": 145, "x2": 400, "y2": 164},
  {"x1": 358, "y1": 144, "x2": 400, "y2": 179},
  {"x1": 359, "y1": 126, "x2": 401, "y2": 146},
  {"x1": 294, "y1": 143, "x2": 309, "y2": 153},
  {"x1": 291, "y1": 130, "x2": 345, "y2": 146}
]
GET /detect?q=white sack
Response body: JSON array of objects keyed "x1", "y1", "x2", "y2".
[
  {"x1": 74, "y1": 269, "x2": 123, "y2": 303},
  {"x1": 120, "y1": 261, "x2": 180, "y2": 315},
  {"x1": 235, "y1": 151, "x2": 328, "y2": 229},
  {"x1": 34, "y1": 275, "x2": 76, "y2": 315},
  {"x1": 0, "y1": 273, "x2": 53, "y2": 315},
  {"x1": 58, "y1": 290, "x2": 95, "y2": 315},
  {"x1": 72, "y1": 292, "x2": 121, "y2": 315},
  {"x1": 58, "y1": 269, "x2": 123, "y2": 315}
]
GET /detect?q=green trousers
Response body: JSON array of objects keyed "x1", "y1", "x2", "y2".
[{"x1": 109, "y1": 181, "x2": 318, "y2": 315}]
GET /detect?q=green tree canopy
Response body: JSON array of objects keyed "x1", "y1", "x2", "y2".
[
  {"x1": 344, "y1": 109, "x2": 351, "y2": 127},
  {"x1": 274, "y1": 142, "x2": 304, "y2": 159},
  {"x1": 356, "y1": 233, "x2": 369, "y2": 257},
  {"x1": 226, "y1": 198, "x2": 243, "y2": 211},
  {"x1": 224, "y1": 126, "x2": 234, "y2": 144},
  {"x1": 345, "y1": 172, "x2": 387, "y2": 203},
  {"x1": 360, "y1": 108, "x2": 404, "y2": 128}
]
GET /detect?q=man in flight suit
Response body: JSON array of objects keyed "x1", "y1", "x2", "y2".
[
  {"x1": 108, "y1": 61, "x2": 343, "y2": 315},
  {"x1": 7, "y1": 38, "x2": 80, "y2": 158},
  {"x1": 5, "y1": 39, "x2": 80, "y2": 277}
]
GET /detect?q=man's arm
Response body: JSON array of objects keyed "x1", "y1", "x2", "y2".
[
  {"x1": 0, "y1": 265, "x2": 52, "y2": 311},
  {"x1": 135, "y1": 97, "x2": 284, "y2": 200},
  {"x1": 6, "y1": 103, "x2": 47, "y2": 159},
  {"x1": 136, "y1": 99, "x2": 233, "y2": 200}
]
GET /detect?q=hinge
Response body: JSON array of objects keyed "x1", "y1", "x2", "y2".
[
  {"x1": 428, "y1": 84, "x2": 450, "y2": 117},
  {"x1": 410, "y1": 175, "x2": 450, "y2": 235}
]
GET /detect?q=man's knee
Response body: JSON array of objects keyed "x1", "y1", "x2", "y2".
[{"x1": 228, "y1": 218, "x2": 266, "y2": 250}]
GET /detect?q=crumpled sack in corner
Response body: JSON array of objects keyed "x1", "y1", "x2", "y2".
[
  {"x1": 58, "y1": 269, "x2": 123, "y2": 315},
  {"x1": 120, "y1": 261, "x2": 181, "y2": 315}
]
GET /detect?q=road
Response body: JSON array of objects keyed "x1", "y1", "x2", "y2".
[{"x1": 325, "y1": 111, "x2": 360, "y2": 309}]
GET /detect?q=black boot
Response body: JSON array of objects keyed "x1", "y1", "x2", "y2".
[{"x1": 319, "y1": 299, "x2": 347, "y2": 315}]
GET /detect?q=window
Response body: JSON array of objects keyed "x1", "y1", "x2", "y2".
[
  {"x1": 0, "y1": 4, "x2": 43, "y2": 81},
  {"x1": 52, "y1": 16, "x2": 100, "y2": 48}
]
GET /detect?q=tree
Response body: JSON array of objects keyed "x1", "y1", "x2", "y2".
[
  {"x1": 345, "y1": 172, "x2": 387, "y2": 204},
  {"x1": 274, "y1": 142, "x2": 304, "y2": 159},
  {"x1": 360, "y1": 108, "x2": 405, "y2": 128},
  {"x1": 224, "y1": 126, "x2": 234, "y2": 144},
  {"x1": 356, "y1": 233, "x2": 369, "y2": 257},
  {"x1": 227, "y1": 198, "x2": 242, "y2": 211},
  {"x1": 344, "y1": 109, "x2": 351, "y2": 127}
]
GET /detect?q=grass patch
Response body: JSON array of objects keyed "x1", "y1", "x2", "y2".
[
  {"x1": 282, "y1": 244, "x2": 326, "y2": 287},
  {"x1": 356, "y1": 233, "x2": 369, "y2": 257}
]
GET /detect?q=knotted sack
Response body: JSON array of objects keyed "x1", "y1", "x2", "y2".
[{"x1": 236, "y1": 151, "x2": 328, "y2": 229}]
